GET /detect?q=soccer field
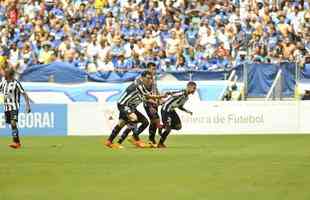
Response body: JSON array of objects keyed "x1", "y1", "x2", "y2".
[{"x1": 1, "y1": 135, "x2": 310, "y2": 200}]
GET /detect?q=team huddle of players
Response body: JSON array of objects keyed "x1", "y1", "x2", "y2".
[{"x1": 105, "y1": 63, "x2": 197, "y2": 149}]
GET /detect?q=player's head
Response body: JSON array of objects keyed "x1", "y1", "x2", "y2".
[
  {"x1": 141, "y1": 70, "x2": 153, "y2": 87},
  {"x1": 4, "y1": 67, "x2": 15, "y2": 80},
  {"x1": 186, "y1": 81, "x2": 197, "y2": 94},
  {"x1": 147, "y1": 62, "x2": 156, "y2": 75}
]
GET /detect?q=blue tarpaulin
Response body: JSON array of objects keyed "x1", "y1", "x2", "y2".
[
  {"x1": 247, "y1": 62, "x2": 296, "y2": 97},
  {"x1": 88, "y1": 71, "x2": 140, "y2": 82},
  {"x1": 168, "y1": 70, "x2": 227, "y2": 81},
  {"x1": 20, "y1": 62, "x2": 88, "y2": 83},
  {"x1": 19, "y1": 61, "x2": 230, "y2": 83},
  {"x1": 247, "y1": 63, "x2": 278, "y2": 97},
  {"x1": 280, "y1": 62, "x2": 296, "y2": 97},
  {"x1": 301, "y1": 63, "x2": 310, "y2": 80}
]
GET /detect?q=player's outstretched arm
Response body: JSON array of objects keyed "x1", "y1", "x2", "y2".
[
  {"x1": 147, "y1": 93, "x2": 168, "y2": 100},
  {"x1": 23, "y1": 93, "x2": 31, "y2": 113},
  {"x1": 179, "y1": 106, "x2": 193, "y2": 115}
]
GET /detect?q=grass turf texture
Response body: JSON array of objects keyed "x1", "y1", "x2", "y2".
[{"x1": 1, "y1": 135, "x2": 310, "y2": 200}]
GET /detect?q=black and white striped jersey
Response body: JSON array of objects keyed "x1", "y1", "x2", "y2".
[
  {"x1": 117, "y1": 78, "x2": 150, "y2": 108},
  {"x1": 0, "y1": 79, "x2": 26, "y2": 111},
  {"x1": 162, "y1": 90, "x2": 189, "y2": 112}
]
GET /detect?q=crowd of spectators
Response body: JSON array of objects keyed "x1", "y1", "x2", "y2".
[{"x1": 0, "y1": 0, "x2": 309, "y2": 76}]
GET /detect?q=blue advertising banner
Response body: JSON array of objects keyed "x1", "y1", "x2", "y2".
[{"x1": 0, "y1": 104, "x2": 67, "y2": 136}]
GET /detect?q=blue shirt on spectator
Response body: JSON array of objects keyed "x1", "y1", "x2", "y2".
[{"x1": 186, "y1": 28, "x2": 198, "y2": 47}]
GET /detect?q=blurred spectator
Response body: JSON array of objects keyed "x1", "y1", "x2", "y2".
[
  {"x1": 38, "y1": 43, "x2": 54, "y2": 64},
  {"x1": 98, "y1": 53, "x2": 114, "y2": 71},
  {"x1": 175, "y1": 55, "x2": 186, "y2": 71}
]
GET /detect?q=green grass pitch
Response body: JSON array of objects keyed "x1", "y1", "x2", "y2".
[{"x1": 1, "y1": 135, "x2": 310, "y2": 200}]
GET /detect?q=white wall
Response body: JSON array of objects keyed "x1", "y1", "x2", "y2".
[{"x1": 67, "y1": 101, "x2": 310, "y2": 135}]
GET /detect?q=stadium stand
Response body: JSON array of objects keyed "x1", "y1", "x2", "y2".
[{"x1": 0, "y1": 0, "x2": 308, "y2": 78}]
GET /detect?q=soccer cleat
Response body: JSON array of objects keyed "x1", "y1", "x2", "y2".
[
  {"x1": 148, "y1": 141, "x2": 157, "y2": 148},
  {"x1": 105, "y1": 141, "x2": 124, "y2": 149},
  {"x1": 128, "y1": 136, "x2": 146, "y2": 148},
  {"x1": 135, "y1": 140, "x2": 146, "y2": 148},
  {"x1": 128, "y1": 136, "x2": 139, "y2": 144},
  {"x1": 105, "y1": 140, "x2": 113, "y2": 148},
  {"x1": 8, "y1": 143, "x2": 21, "y2": 149},
  {"x1": 157, "y1": 143, "x2": 167, "y2": 148},
  {"x1": 111, "y1": 143, "x2": 124, "y2": 149}
]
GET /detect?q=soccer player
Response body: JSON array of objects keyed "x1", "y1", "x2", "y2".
[
  {"x1": 105, "y1": 71, "x2": 163, "y2": 149},
  {"x1": 0, "y1": 68, "x2": 31, "y2": 149},
  {"x1": 158, "y1": 81, "x2": 197, "y2": 148},
  {"x1": 143, "y1": 63, "x2": 163, "y2": 147}
]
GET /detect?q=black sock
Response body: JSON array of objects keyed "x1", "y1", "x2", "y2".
[
  {"x1": 108, "y1": 125, "x2": 122, "y2": 142},
  {"x1": 118, "y1": 128, "x2": 132, "y2": 144},
  {"x1": 149, "y1": 123, "x2": 157, "y2": 143},
  {"x1": 159, "y1": 129, "x2": 171, "y2": 145},
  {"x1": 132, "y1": 120, "x2": 149, "y2": 140},
  {"x1": 12, "y1": 127, "x2": 20, "y2": 143}
]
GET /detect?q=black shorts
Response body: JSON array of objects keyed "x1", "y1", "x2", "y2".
[
  {"x1": 161, "y1": 109, "x2": 182, "y2": 130},
  {"x1": 118, "y1": 104, "x2": 148, "y2": 124},
  {"x1": 5, "y1": 110, "x2": 19, "y2": 124},
  {"x1": 144, "y1": 102, "x2": 159, "y2": 121},
  {"x1": 118, "y1": 104, "x2": 133, "y2": 121}
]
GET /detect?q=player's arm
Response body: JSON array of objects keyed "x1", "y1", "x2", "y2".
[
  {"x1": 23, "y1": 93, "x2": 31, "y2": 113},
  {"x1": 16, "y1": 81, "x2": 31, "y2": 113},
  {"x1": 0, "y1": 77, "x2": 4, "y2": 94},
  {"x1": 137, "y1": 83, "x2": 165, "y2": 100},
  {"x1": 178, "y1": 105, "x2": 193, "y2": 115},
  {"x1": 0, "y1": 82, "x2": 3, "y2": 94},
  {"x1": 165, "y1": 90, "x2": 186, "y2": 97}
]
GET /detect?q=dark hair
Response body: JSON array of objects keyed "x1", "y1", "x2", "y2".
[
  {"x1": 187, "y1": 81, "x2": 197, "y2": 87},
  {"x1": 141, "y1": 70, "x2": 152, "y2": 77},
  {"x1": 5, "y1": 68, "x2": 15, "y2": 77},
  {"x1": 147, "y1": 62, "x2": 156, "y2": 68}
]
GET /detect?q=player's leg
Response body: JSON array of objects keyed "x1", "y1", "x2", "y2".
[
  {"x1": 170, "y1": 111, "x2": 182, "y2": 131},
  {"x1": 7, "y1": 111, "x2": 21, "y2": 149},
  {"x1": 125, "y1": 110, "x2": 149, "y2": 148},
  {"x1": 106, "y1": 119, "x2": 126, "y2": 144},
  {"x1": 115, "y1": 110, "x2": 140, "y2": 146},
  {"x1": 158, "y1": 111, "x2": 180, "y2": 147},
  {"x1": 144, "y1": 103, "x2": 161, "y2": 145},
  {"x1": 158, "y1": 110, "x2": 172, "y2": 147},
  {"x1": 149, "y1": 118, "x2": 161, "y2": 144},
  {"x1": 106, "y1": 105, "x2": 131, "y2": 148},
  {"x1": 117, "y1": 123, "x2": 135, "y2": 144},
  {"x1": 132, "y1": 110, "x2": 149, "y2": 141}
]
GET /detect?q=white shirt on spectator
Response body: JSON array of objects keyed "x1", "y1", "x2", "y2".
[
  {"x1": 124, "y1": 43, "x2": 133, "y2": 58},
  {"x1": 229, "y1": 13, "x2": 240, "y2": 24},
  {"x1": 23, "y1": 2, "x2": 39, "y2": 19},
  {"x1": 166, "y1": 38, "x2": 180, "y2": 56},
  {"x1": 217, "y1": 31, "x2": 230, "y2": 51},
  {"x1": 133, "y1": 44, "x2": 145, "y2": 58},
  {"x1": 9, "y1": 49, "x2": 19, "y2": 66},
  {"x1": 97, "y1": 60, "x2": 114, "y2": 71},
  {"x1": 98, "y1": 46, "x2": 111, "y2": 62},
  {"x1": 199, "y1": 31, "x2": 216, "y2": 46},
  {"x1": 86, "y1": 42, "x2": 100, "y2": 58}
]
